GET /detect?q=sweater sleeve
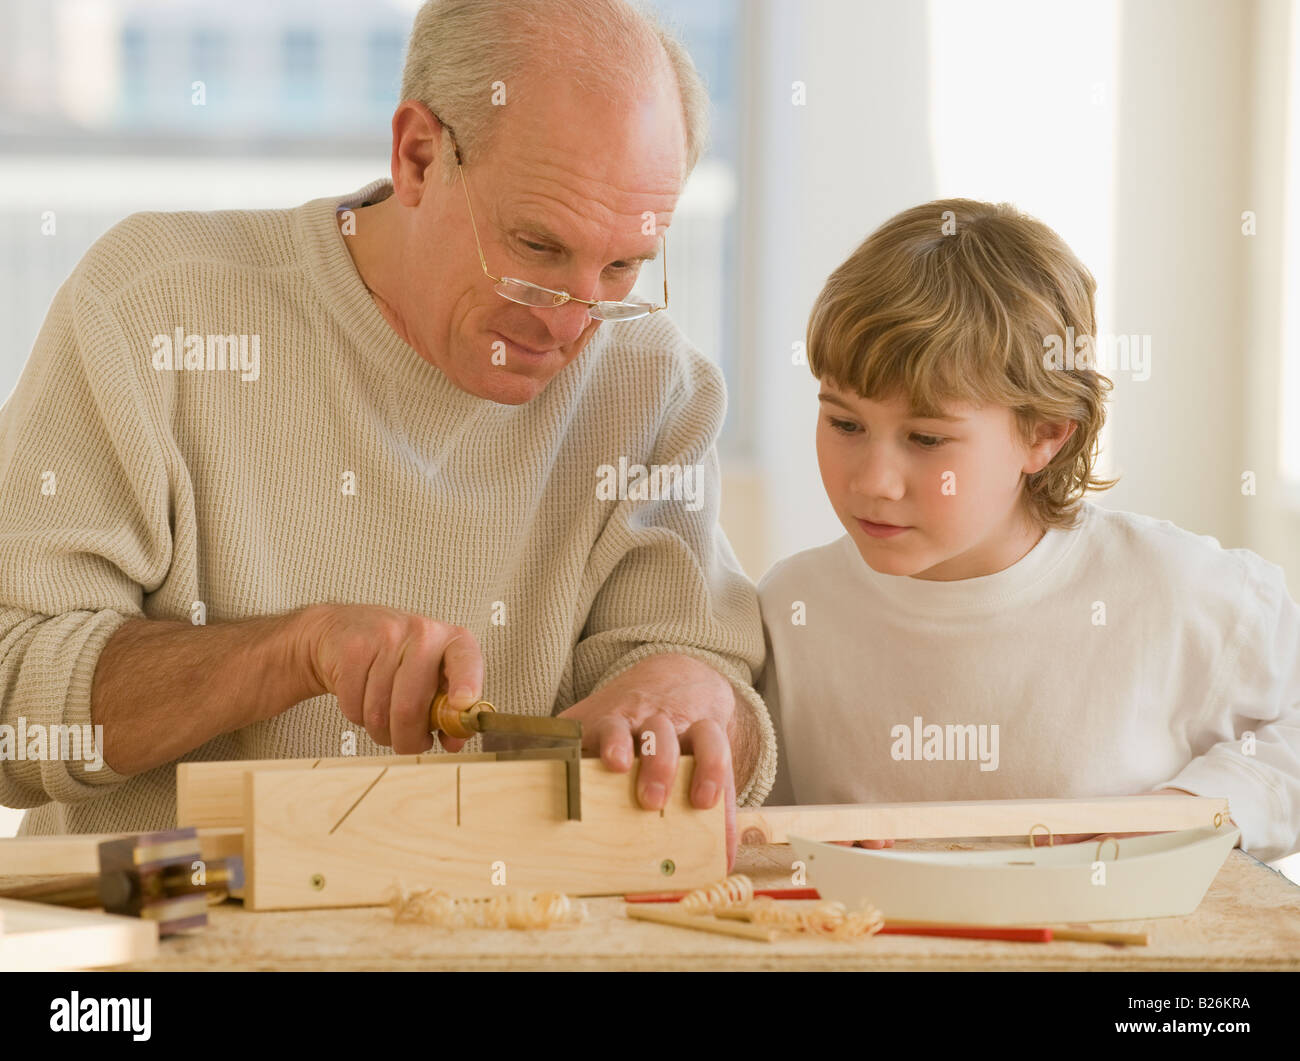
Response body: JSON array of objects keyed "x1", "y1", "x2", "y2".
[
  {"x1": 1161, "y1": 554, "x2": 1300, "y2": 863},
  {"x1": 0, "y1": 269, "x2": 176, "y2": 809},
  {"x1": 566, "y1": 355, "x2": 776, "y2": 808}
]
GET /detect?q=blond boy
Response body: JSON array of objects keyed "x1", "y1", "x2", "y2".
[{"x1": 757, "y1": 199, "x2": 1300, "y2": 862}]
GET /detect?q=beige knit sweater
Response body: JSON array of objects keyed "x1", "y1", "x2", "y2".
[{"x1": 0, "y1": 178, "x2": 776, "y2": 836}]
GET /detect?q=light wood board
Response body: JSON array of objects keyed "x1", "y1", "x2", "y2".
[
  {"x1": 244, "y1": 756, "x2": 725, "y2": 910},
  {"x1": 0, "y1": 827, "x2": 244, "y2": 877},
  {"x1": 0, "y1": 898, "x2": 158, "y2": 970},
  {"x1": 736, "y1": 796, "x2": 1230, "y2": 844},
  {"x1": 177, "y1": 752, "x2": 494, "y2": 828}
]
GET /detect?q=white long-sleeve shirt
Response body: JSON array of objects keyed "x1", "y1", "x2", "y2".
[{"x1": 757, "y1": 501, "x2": 1300, "y2": 863}]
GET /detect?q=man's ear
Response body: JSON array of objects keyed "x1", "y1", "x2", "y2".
[
  {"x1": 1023, "y1": 419, "x2": 1078, "y2": 475},
  {"x1": 390, "y1": 100, "x2": 445, "y2": 208}
]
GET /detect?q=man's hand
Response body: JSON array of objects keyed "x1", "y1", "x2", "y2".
[
  {"x1": 558, "y1": 653, "x2": 749, "y2": 870},
  {"x1": 294, "y1": 604, "x2": 483, "y2": 754}
]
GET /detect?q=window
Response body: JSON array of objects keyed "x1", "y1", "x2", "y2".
[
  {"x1": 367, "y1": 30, "x2": 405, "y2": 106},
  {"x1": 647, "y1": 0, "x2": 744, "y2": 450},
  {"x1": 191, "y1": 27, "x2": 228, "y2": 78},
  {"x1": 282, "y1": 28, "x2": 320, "y2": 106},
  {"x1": 120, "y1": 23, "x2": 147, "y2": 112}
]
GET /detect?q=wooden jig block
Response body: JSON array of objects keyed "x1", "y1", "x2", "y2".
[
  {"x1": 178, "y1": 754, "x2": 725, "y2": 910},
  {"x1": 176, "y1": 752, "x2": 495, "y2": 829}
]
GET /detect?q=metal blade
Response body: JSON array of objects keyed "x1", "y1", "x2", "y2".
[
  {"x1": 473, "y1": 713, "x2": 583, "y2": 821},
  {"x1": 474, "y1": 713, "x2": 582, "y2": 743}
]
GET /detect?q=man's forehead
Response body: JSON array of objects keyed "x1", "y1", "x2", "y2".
[
  {"x1": 503, "y1": 213, "x2": 665, "y2": 262},
  {"x1": 493, "y1": 72, "x2": 687, "y2": 173},
  {"x1": 489, "y1": 163, "x2": 678, "y2": 258},
  {"x1": 480, "y1": 79, "x2": 686, "y2": 248}
]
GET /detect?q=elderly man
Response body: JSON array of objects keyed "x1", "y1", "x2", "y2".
[{"x1": 0, "y1": 0, "x2": 775, "y2": 864}]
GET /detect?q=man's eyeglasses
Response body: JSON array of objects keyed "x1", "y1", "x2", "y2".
[{"x1": 441, "y1": 120, "x2": 668, "y2": 323}]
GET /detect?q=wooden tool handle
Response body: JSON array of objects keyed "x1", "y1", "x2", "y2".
[{"x1": 429, "y1": 692, "x2": 496, "y2": 739}]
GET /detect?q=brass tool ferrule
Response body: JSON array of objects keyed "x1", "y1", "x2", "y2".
[{"x1": 430, "y1": 691, "x2": 496, "y2": 739}]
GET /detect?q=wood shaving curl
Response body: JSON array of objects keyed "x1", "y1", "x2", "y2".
[
  {"x1": 386, "y1": 883, "x2": 587, "y2": 930},
  {"x1": 679, "y1": 873, "x2": 754, "y2": 914},
  {"x1": 680, "y1": 874, "x2": 884, "y2": 941},
  {"x1": 746, "y1": 896, "x2": 885, "y2": 940}
]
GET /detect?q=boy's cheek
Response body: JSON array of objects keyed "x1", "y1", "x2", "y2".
[{"x1": 818, "y1": 462, "x2": 857, "y2": 522}]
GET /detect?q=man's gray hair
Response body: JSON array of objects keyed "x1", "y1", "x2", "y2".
[{"x1": 400, "y1": 0, "x2": 710, "y2": 185}]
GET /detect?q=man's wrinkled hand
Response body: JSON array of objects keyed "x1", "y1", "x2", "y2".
[
  {"x1": 558, "y1": 653, "x2": 741, "y2": 870},
  {"x1": 295, "y1": 603, "x2": 481, "y2": 755}
]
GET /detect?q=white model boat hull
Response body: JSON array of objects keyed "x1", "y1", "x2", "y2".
[{"x1": 791, "y1": 826, "x2": 1240, "y2": 924}]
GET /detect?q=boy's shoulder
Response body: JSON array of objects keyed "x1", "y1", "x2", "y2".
[
  {"x1": 1083, "y1": 502, "x2": 1261, "y2": 569},
  {"x1": 1078, "y1": 502, "x2": 1289, "y2": 611},
  {"x1": 757, "y1": 534, "x2": 858, "y2": 603}
]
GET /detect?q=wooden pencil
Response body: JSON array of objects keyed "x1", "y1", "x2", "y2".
[
  {"x1": 714, "y1": 909, "x2": 1148, "y2": 945},
  {"x1": 880, "y1": 918, "x2": 1148, "y2": 945},
  {"x1": 625, "y1": 905, "x2": 777, "y2": 941}
]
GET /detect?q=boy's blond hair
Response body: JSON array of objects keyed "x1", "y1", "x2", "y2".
[{"x1": 807, "y1": 198, "x2": 1116, "y2": 529}]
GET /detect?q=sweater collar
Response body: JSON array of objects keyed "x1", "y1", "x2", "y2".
[{"x1": 295, "y1": 177, "x2": 485, "y2": 413}]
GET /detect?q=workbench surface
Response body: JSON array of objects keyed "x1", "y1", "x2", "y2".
[{"x1": 69, "y1": 841, "x2": 1300, "y2": 971}]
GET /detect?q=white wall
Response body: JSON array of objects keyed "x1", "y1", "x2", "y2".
[
  {"x1": 1243, "y1": 0, "x2": 1300, "y2": 594},
  {"x1": 1100, "y1": 0, "x2": 1251, "y2": 546},
  {"x1": 733, "y1": 0, "x2": 936, "y2": 580}
]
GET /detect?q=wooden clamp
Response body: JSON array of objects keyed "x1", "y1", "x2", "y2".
[
  {"x1": 0, "y1": 827, "x2": 244, "y2": 878},
  {"x1": 0, "y1": 827, "x2": 242, "y2": 935}
]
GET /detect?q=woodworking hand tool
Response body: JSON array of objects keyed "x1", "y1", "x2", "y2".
[{"x1": 429, "y1": 692, "x2": 584, "y2": 821}]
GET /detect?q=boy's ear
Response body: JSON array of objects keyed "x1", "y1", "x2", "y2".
[{"x1": 1023, "y1": 419, "x2": 1078, "y2": 475}]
